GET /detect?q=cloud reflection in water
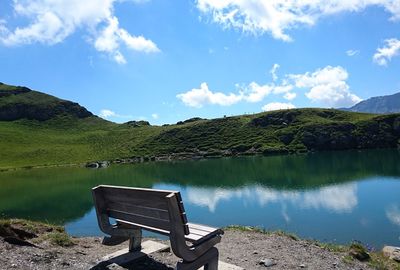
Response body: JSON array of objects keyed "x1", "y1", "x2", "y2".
[
  {"x1": 386, "y1": 205, "x2": 400, "y2": 226},
  {"x1": 186, "y1": 183, "x2": 358, "y2": 214}
]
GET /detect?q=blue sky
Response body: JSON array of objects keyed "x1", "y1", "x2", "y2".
[{"x1": 1, "y1": 0, "x2": 400, "y2": 124}]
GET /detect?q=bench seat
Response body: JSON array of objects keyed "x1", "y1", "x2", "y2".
[{"x1": 116, "y1": 220, "x2": 223, "y2": 246}]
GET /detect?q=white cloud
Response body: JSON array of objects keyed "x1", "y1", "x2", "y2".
[
  {"x1": 151, "y1": 113, "x2": 159, "y2": 119},
  {"x1": 177, "y1": 63, "x2": 297, "y2": 108},
  {"x1": 118, "y1": 29, "x2": 160, "y2": 53},
  {"x1": 270, "y1": 63, "x2": 280, "y2": 81},
  {"x1": 196, "y1": 0, "x2": 400, "y2": 41},
  {"x1": 346, "y1": 49, "x2": 359, "y2": 56},
  {"x1": 177, "y1": 65, "x2": 361, "y2": 109},
  {"x1": 99, "y1": 109, "x2": 132, "y2": 119},
  {"x1": 176, "y1": 82, "x2": 243, "y2": 108},
  {"x1": 114, "y1": 51, "x2": 127, "y2": 64},
  {"x1": 99, "y1": 109, "x2": 116, "y2": 118},
  {"x1": 0, "y1": 0, "x2": 160, "y2": 63},
  {"x1": 177, "y1": 80, "x2": 296, "y2": 108},
  {"x1": 241, "y1": 82, "x2": 294, "y2": 103},
  {"x1": 284, "y1": 92, "x2": 297, "y2": 100},
  {"x1": 243, "y1": 82, "x2": 273, "y2": 103},
  {"x1": 289, "y1": 66, "x2": 362, "y2": 107},
  {"x1": 373, "y1": 38, "x2": 400, "y2": 66},
  {"x1": 262, "y1": 102, "x2": 296, "y2": 111}
]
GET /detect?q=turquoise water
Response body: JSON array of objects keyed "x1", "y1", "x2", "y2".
[{"x1": 1, "y1": 149, "x2": 399, "y2": 248}]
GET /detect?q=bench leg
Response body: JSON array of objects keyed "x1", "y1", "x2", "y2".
[
  {"x1": 176, "y1": 247, "x2": 219, "y2": 270},
  {"x1": 204, "y1": 252, "x2": 218, "y2": 270},
  {"x1": 128, "y1": 228, "x2": 142, "y2": 252}
]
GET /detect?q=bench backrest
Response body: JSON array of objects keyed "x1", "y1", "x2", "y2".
[{"x1": 92, "y1": 185, "x2": 190, "y2": 235}]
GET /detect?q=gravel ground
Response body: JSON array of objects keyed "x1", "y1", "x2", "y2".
[{"x1": 0, "y1": 228, "x2": 380, "y2": 270}]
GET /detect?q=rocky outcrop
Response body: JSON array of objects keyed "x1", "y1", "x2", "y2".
[
  {"x1": 124, "y1": 120, "x2": 151, "y2": 127},
  {"x1": 0, "y1": 84, "x2": 30, "y2": 97},
  {"x1": 0, "y1": 100, "x2": 93, "y2": 121},
  {"x1": 250, "y1": 110, "x2": 300, "y2": 127},
  {"x1": 176, "y1": 117, "x2": 206, "y2": 125},
  {"x1": 0, "y1": 84, "x2": 93, "y2": 121}
]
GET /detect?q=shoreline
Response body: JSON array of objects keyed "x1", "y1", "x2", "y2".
[
  {"x1": 1, "y1": 146, "x2": 399, "y2": 172},
  {"x1": 1, "y1": 219, "x2": 398, "y2": 269}
]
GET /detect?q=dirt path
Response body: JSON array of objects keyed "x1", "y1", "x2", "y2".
[{"x1": 0, "y1": 228, "x2": 383, "y2": 270}]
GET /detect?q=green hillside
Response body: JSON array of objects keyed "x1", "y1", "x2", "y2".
[
  {"x1": 0, "y1": 83, "x2": 399, "y2": 170},
  {"x1": 0, "y1": 82, "x2": 93, "y2": 121}
]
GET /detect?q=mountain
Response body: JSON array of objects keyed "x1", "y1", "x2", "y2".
[
  {"x1": 346, "y1": 92, "x2": 400, "y2": 114},
  {"x1": 0, "y1": 82, "x2": 93, "y2": 121},
  {"x1": 0, "y1": 82, "x2": 400, "y2": 169}
]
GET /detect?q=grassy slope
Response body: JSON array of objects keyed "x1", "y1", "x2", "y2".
[
  {"x1": 1, "y1": 108, "x2": 400, "y2": 169},
  {"x1": 0, "y1": 83, "x2": 400, "y2": 169}
]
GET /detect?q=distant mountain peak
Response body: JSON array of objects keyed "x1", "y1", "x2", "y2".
[{"x1": 345, "y1": 91, "x2": 400, "y2": 114}]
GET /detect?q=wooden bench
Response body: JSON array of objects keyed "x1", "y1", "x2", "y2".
[{"x1": 92, "y1": 185, "x2": 224, "y2": 270}]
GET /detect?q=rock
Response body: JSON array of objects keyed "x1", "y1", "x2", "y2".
[
  {"x1": 259, "y1": 258, "x2": 277, "y2": 267},
  {"x1": 299, "y1": 263, "x2": 306, "y2": 268},
  {"x1": 85, "y1": 162, "x2": 99, "y2": 169},
  {"x1": 97, "y1": 161, "x2": 110, "y2": 168},
  {"x1": 125, "y1": 120, "x2": 150, "y2": 127},
  {"x1": 382, "y1": 246, "x2": 400, "y2": 262},
  {"x1": 85, "y1": 161, "x2": 110, "y2": 169},
  {"x1": 106, "y1": 263, "x2": 125, "y2": 270}
]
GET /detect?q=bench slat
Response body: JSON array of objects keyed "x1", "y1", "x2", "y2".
[
  {"x1": 188, "y1": 223, "x2": 219, "y2": 234},
  {"x1": 188, "y1": 227, "x2": 211, "y2": 237},
  {"x1": 185, "y1": 233, "x2": 203, "y2": 241},
  {"x1": 104, "y1": 192, "x2": 169, "y2": 210},
  {"x1": 115, "y1": 219, "x2": 221, "y2": 244},
  {"x1": 108, "y1": 209, "x2": 171, "y2": 232},
  {"x1": 107, "y1": 202, "x2": 170, "y2": 221},
  {"x1": 115, "y1": 219, "x2": 170, "y2": 236},
  {"x1": 98, "y1": 185, "x2": 179, "y2": 194}
]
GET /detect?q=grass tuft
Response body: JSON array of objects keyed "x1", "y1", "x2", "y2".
[{"x1": 44, "y1": 231, "x2": 74, "y2": 247}]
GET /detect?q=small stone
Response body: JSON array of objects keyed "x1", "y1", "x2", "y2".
[
  {"x1": 253, "y1": 251, "x2": 259, "y2": 254},
  {"x1": 299, "y1": 263, "x2": 306, "y2": 268},
  {"x1": 106, "y1": 263, "x2": 125, "y2": 270},
  {"x1": 382, "y1": 246, "x2": 400, "y2": 262},
  {"x1": 259, "y1": 258, "x2": 277, "y2": 267}
]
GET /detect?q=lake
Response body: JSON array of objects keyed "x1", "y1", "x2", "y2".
[{"x1": 1, "y1": 149, "x2": 400, "y2": 249}]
